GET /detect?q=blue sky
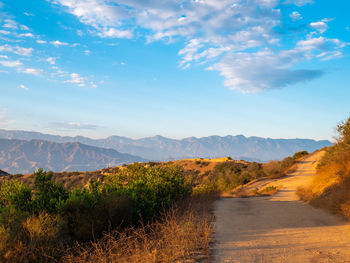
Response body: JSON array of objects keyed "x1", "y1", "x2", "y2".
[{"x1": 0, "y1": 0, "x2": 349, "y2": 140}]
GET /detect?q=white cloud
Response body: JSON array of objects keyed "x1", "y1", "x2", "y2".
[
  {"x1": 19, "y1": 84, "x2": 29, "y2": 91},
  {"x1": 51, "y1": 0, "x2": 346, "y2": 92},
  {"x1": 207, "y1": 49, "x2": 323, "y2": 93},
  {"x1": 297, "y1": 37, "x2": 346, "y2": 52},
  {"x1": 66, "y1": 72, "x2": 85, "y2": 86},
  {"x1": 98, "y1": 28, "x2": 133, "y2": 38},
  {"x1": 0, "y1": 60, "x2": 22, "y2": 68},
  {"x1": 46, "y1": 57, "x2": 56, "y2": 65},
  {"x1": 83, "y1": 50, "x2": 90, "y2": 55},
  {"x1": 52, "y1": 0, "x2": 131, "y2": 39},
  {"x1": 310, "y1": 21, "x2": 328, "y2": 34},
  {"x1": 0, "y1": 30, "x2": 10, "y2": 35},
  {"x1": 20, "y1": 25, "x2": 30, "y2": 31},
  {"x1": 23, "y1": 68, "x2": 43, "y2": 76},
  {"x1": 290, "y1": 11, "x2": 302, "y2": 21},
  {"x1": 0, "y1": 44, "x2": 33, "y2": 56},
  {"x1": 2, "y1": 18, "x2": 30, "y2": 32},
  {"x1": 36, "y1": 39, "x2": 47, "y2": 44},
  {"x1": 23, "y1": 12, "x2": 34, "y2": 17},
  {"x1": 3, "y1": 19, "x2": 17, "y2": 29},
  {"x1": 18, "y1": 32, "x2": 34, "y2": 38},
  {"x1": 65, "y1": 72, "x2": 97, "y2": 88},
  {"x1": 50, "y1": 40, "x2": 69, "y2": 47}
]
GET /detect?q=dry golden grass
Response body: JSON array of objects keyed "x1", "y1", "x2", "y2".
[
  {"x1": 63, "y1": 195, "x2": 216, "y2": 263},
  {"x1": 297, "y1": 147, "x2": 350, "y2": 219}
]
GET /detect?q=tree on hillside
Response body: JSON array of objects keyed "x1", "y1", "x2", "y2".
[{"x1": 337, "y1": 117, "x2": 350, "y2": 145}]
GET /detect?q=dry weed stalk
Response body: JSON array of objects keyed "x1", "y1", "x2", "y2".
[{"x1": 64, "y1": 195, "x2": 216, "y2": 263}]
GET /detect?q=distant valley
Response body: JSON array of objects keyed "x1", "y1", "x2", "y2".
[
  {"x1": 0, "y1": 138, "x2": 146, "y2": 174},
  {"x1": 0, "y1": 129, "x2": 332, "y2": 174}
]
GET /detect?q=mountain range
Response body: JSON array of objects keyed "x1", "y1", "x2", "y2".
[
  {"x1": 0, "y1": 169, "x2": 9, "y2": 176},
  {"x1": 0, "y1": 138, "x2": 146, "y2": 174},
  {"x1": 0, "y1": 129, "x2": 332, "y2": 171}
]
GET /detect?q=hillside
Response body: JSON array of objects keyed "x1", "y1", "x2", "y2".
[
  {"x1": 297, "y1": 117, "x2": 350, "y2": 220},
  {"x1": 0, "y1": 129, "x2": 332, "y2": 161},
  {"x1": 0, "y1": 169, "x2": 9, "y2": 176},
  {"x1": 0, "y1": 139, "x2": 146, "y2": 174}
]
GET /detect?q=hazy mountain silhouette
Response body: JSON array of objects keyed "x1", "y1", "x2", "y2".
[
  {"x1": 0, "y1": 138, "x2": 146, "y2": 174},
  {"x1": 0, "y1": 169, "x2": 9, "y2": 176},
  {"x1": 0, "y1": 129, "x2": 332, "y2": 162}
]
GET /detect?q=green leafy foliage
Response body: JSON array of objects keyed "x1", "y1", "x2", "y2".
[
  {"x1": 0, "y1": 180, "x2": 32, "y2": 212},
  {"x1": 193, "y1": 161, "x2": 265, "y2": 193},
  {"x1": 32, "y1": 169, "x2": 69, "y2": 214},
  {"x1": 104, "y1": 163, "x2": 192, "y2": 223},
  {"x1": 293, "y1": 150, "x2": 309, "y2": 160},
  {"x1": 0, "y1": 163, "x2": 191, "y2": 250}
]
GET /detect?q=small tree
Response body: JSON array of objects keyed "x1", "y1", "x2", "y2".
[
  {"x1": 337, "y1": 117, "x2": 350, "y2": 145},
  {"x1": 32, "y1": 169, "x2": 68, "y2": 214}
]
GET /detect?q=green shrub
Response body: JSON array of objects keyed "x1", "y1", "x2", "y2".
[
  {"x1": 60, "y1": 181, "x2": 132, "y2": 241},
  {"x1": 293, "y1": 151, "x2": 309, "y2": 160},
  {"x1": 32, "y1": 169, "x2": 69, "y2": 214},
  {"x1": 105, "y1": 163, "x2": 192, "y2": 223},
  {"x1": 198, "y1": 161, "x2": 265, "y2": 193},
  {"x1": 0, "y1": 180, "x2": 32, "y2": 212}
]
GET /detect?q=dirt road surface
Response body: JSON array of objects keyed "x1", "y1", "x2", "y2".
[{"x1": 212, "y1": 151, "x2": 350, "y2": 263}]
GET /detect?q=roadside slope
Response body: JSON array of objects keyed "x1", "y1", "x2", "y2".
[{"x1": 213, "y1": 151, "x2": 350, "y2": 262}]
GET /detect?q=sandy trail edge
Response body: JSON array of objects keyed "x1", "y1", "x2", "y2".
[{"x1": 212, "y1": 151, "x2": 350, "y2": 263}]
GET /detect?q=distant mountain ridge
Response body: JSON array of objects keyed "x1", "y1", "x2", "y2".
[
  {"x1": 0, "y1": 138, "x2": 146, "y2": 174},
  {"x1": 0, "y1": 169, "x2": 9, "y2": 176},
  {"x1": 0, "y1": 129, "x2": 332, "y2": 162}
]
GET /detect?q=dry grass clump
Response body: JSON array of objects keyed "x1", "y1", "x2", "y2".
[
  {"x1": 297, "y1": 117, "x2": 350, "y2": 219},
  {"x1": 297, "y1": 148, "x2": 350, "y2": 217},
  {"x1": 263, "y1": 157, "x2": 296, "y2": 179},
  {"x1": 1, "y1": 213, "x2": 67, "y2": 263},
  {"x1": 256, "y1": 185, "x2": 279, "y2": 196},
  {"x1": 64, "y1": 195, "x2": 216, "y2": 263}
]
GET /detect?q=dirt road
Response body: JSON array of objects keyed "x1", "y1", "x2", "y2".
[{"x1": 212, "y1": 151, "x2": 350, "y2": 263}]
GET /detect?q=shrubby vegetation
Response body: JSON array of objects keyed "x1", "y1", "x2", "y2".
[
  {"x1": 0, "y1": 164, "x2": 192, "y2": 262},
  {"x1": 0, "y1": 150, "x2": 308, "y2": 262},
  {"x1": 193, "y1": 154, "x2": 300, "y2": 194},
  {"x1": 298, "y1": 117, "x2": 350, "y2": 219},
  {"x1": 293, "y1": 150, "x2": 309, "y2": 160},
  {"x1": 262, "y1": 156, "x2": 295, "y2": 179},
  {"x1": 192, "y1": 162, "x2": 262, "y2": 194},
  {"x1": 64, "y1": 195, "x2": 215, "y2": 263}
]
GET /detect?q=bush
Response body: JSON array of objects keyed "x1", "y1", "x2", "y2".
[
  {"x1": 32, "y1": 169, "x2": 69, "y2": 214},
  {"x1": 0, "y1": 163, "x2": 192, "y2": 255},
  {"x1": 337, "y1": 117, "x2": 350, "y2": 144},
  {"x1": 293, "y1": 151, "x2": 309, "y2": 160},
  {"x1": 196, "y1": 161, "x2": 265, "y2": 193},
  {"x1": 60, "y1": 183, "x2": 132, "y2": 241},
  {"x1": 263, "y1": 157, "x2": 295, "y2": 179},
  {"x1": 0, "y1": 180, "x2": 32, "y2": 212},
  {"x1": 105, "y1": 163, "x2": 192, "y2": 223}
]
